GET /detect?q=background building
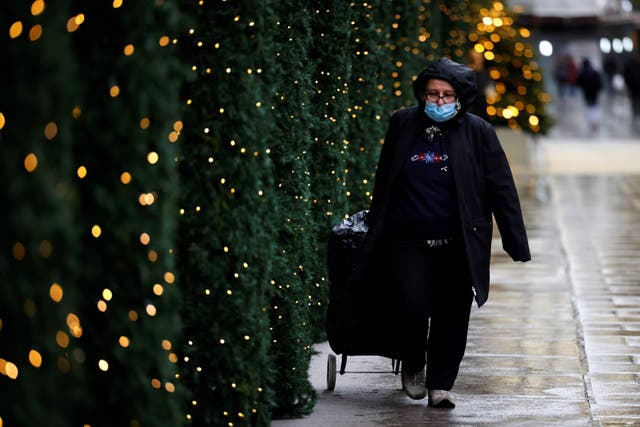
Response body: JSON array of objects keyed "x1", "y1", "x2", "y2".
[
  {"x1": 509, "y1": 0, "x2": 640, "y2": 93},
  {"x1": 509, "y1": 0, "x2": 640, "y2": 137}
]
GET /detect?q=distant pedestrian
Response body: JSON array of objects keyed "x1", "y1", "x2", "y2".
[
  {"x1": 350, "y1": 58, "x2": 531, "y2": 408},
  {"x1": 576, "y1": 58, "x2": 603, "y2": 133},
  {"x1": 554, "y1": 53, "x2": 578, "y2": 98},
  {"x1": 624, "y1": 51, "x2": 640, "y2": 134}
]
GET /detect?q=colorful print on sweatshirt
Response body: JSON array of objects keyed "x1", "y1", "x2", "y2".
[{"x1": 411, "y1": 151, "x2": 449, "y2": 172}]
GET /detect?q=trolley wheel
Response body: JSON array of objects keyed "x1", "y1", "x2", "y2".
[{"x1": 326, "y1": 353, "x2": 337, "y2": 391}]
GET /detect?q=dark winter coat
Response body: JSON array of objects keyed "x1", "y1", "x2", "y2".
[
  {"x1": 355, "y1": 58, "x2": 531, "y2": 307},
  {"x1": 576, "y1": 59, "x2": 602, "y2": 106}
]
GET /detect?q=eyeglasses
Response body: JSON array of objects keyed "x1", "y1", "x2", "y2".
[{"x1": 424, "y1": 91, "x2": 457, "y2": 103}]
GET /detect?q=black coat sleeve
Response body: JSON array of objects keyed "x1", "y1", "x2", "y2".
[
  {"x1": 367, "y1": 112, "x2": 399, "y2": 227},
  {"x1": 481, "y1": 122, "x2": 531, "y2": 262},
  {"x1": 347, "y1": 111, "x2": 401, "y2": 286}
]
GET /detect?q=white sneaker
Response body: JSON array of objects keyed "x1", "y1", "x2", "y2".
[
  {"x1": 428, "y1": 389, "x2": 455, "y2": 408},
  {"x1": 401, "y1": 367, "x2": 426, "y2": 400}
]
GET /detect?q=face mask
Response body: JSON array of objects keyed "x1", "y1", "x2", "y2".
[{"x1": 424, "y1": 101, "x2": 460, "y2": 122}]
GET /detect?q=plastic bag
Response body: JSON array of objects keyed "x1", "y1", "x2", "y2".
[{"x1": 330, "y1": 209, "x2": 368, "y2": 248}]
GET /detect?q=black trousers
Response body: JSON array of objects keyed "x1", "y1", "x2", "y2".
[{"x1": 389, "y1": 239, "x2": 473, "y2": 391}]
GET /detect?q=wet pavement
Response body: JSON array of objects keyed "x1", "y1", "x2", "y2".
[{"x1": 273, "y1": 94, "x2": 640, "y2": 426}]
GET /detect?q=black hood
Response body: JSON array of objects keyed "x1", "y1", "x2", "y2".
[{"x1": 413, "y1": 58, "x2": 478, "y2": 114}]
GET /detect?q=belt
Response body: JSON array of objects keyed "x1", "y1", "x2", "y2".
[{"x1": 424, "y1": 237, "x2": 454, "y2": 248}]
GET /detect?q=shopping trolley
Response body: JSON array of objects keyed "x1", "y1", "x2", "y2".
[{"x1": 325, "y1": 210, "x2": 404, "y2": 391}]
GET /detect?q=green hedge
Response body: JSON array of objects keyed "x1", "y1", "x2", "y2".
[
  {"x1": 176, "y1": 1, "x2": 278, "y2": 425},
  {"x1": 1, "y1": 1, "x2": 549, "y2": 426},
  {"x1": 1, "y1": 1, "x2": 184, "y2": 426}
]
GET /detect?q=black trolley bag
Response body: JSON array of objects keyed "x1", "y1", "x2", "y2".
[{"x1": 325, "y1": 210, "x2": 403, "y2": 390}]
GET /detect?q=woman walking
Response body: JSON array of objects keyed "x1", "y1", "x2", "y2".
[{"x1": 351, "y1": 57, "x2": 531, "y2": 408}]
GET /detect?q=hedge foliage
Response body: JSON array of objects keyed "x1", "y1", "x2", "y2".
[{"x1": 1, "y1": 1, "x2": 548, "y2": 426}]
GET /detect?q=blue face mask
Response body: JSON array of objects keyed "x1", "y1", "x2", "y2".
[{"x1": 424, "y1": 101, "x2": 460, "y2": 122}]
